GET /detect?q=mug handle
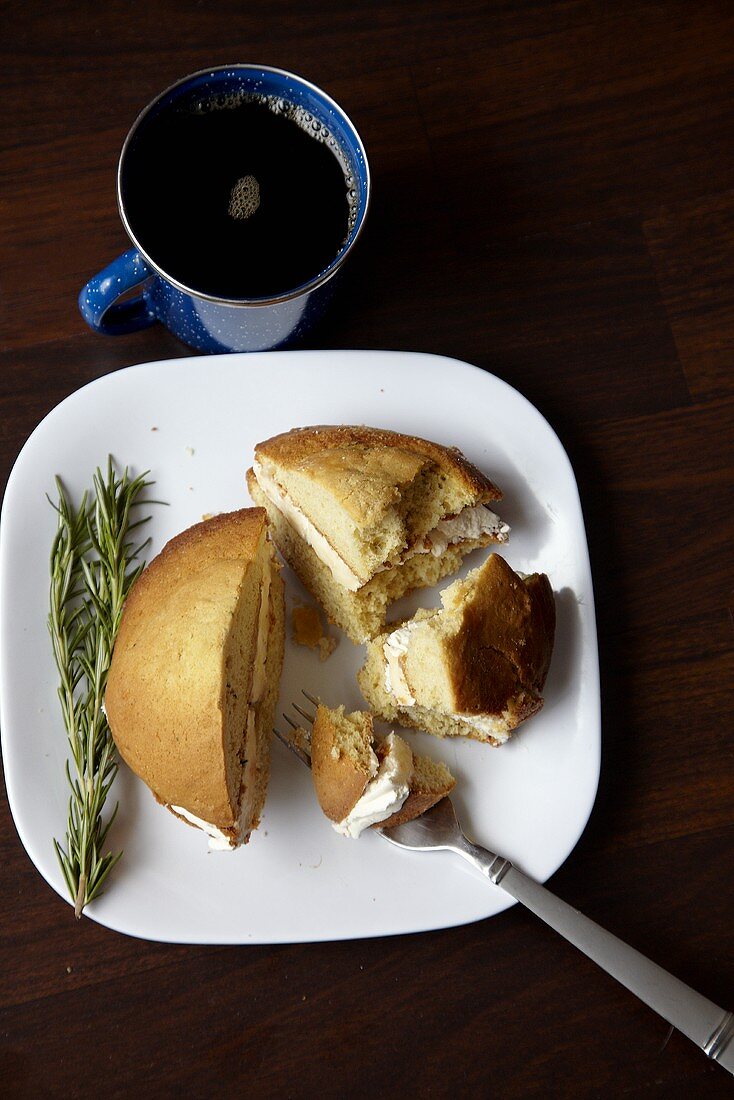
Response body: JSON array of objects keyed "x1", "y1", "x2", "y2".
[{"x1": 78, "y1": 248, "x2": 157, "y2": 335}]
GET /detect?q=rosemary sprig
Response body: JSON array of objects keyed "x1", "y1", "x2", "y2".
[{"x1": 48, "y1": 457, "x2": 153, "y2": 918}]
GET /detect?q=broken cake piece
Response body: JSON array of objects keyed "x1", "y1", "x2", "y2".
[
  {"x1": 358, "y1": 553, "x2": 555, "y2": 745},
  {"x1": 247, "y1": 425, "x2": 509, "y2": 642},
  {"x1": 307, "y1": 704, "x2": 455, "y2": 838}
]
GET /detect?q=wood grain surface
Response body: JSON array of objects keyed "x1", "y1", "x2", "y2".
[{"x1": 1, "y1": 2, "x2": 733, "y2": 1097}]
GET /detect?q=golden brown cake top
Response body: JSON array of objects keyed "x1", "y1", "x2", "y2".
[
  {"x1": 105, "y1": 508, "x2": 268, "y2": 827},
  {"x1": 446, "y1": 554, "x2": 556, "y2": 714},
  {"x1": 254, "y1": 424, "x2": 502, "y2": 525}
]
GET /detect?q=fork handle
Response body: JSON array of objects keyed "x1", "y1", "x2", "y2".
[{"x1": 462, "y1": 846, "x2": 733, "y2": 1074}]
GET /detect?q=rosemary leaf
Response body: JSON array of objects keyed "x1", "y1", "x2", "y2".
[{"x1": 49, "y1": 457, "x2": 153, "y2": 918}]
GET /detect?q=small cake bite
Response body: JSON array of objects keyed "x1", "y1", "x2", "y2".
[
  {"x1": 291, "y1": 603, "x2": 338, "y2": 661},
  {"x1": 105, "y1": 509, "x2": 285, "y2": 849},
  {"x1": 247, "y1": 425, "x2": 509, "y2": 642},
  {"x1": 358, "y1": 553, "x2": 555, "y2": 745},
  {"x1": 308, "y1": 704, "x2": 455, "y2": 838}
]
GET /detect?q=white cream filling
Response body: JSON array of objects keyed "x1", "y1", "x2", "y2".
[
  {"x1": 383, "y1": 623, "x2": 419, "y2": 706},
  {"x1": 373, "y1": 504, "x2": 509, "y2": 577},
  {"x1": 254, "y1": 460, "x2": 365, "y2": 591},
  {"x1": 253, "y1": 460, "x2": 509, "y2": 592},
  {"x1": 420, "y1": 503, "x2": 510, "y2": 556},
  {"x1": 168, "y1": 559, "x2": 272, "y2": 851},
  {"x1": 334, "y1": 732, "x2": 413, "y2": 838},
  {"x1": 382, "y1": 622, "x2": 509, "y2": 741},
  {"x1": 170, "y1": 804, "x2": 236, "y2": 851},
  {"x1": 451, "y1": 713, "x2": 510, "y2": 740}
]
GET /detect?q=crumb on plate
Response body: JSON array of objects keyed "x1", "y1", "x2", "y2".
[{"x1": 292, "y1": 605, "x2": 339, "y2": 662}]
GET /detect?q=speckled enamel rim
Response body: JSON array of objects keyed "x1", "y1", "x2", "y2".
[{"x1": 117, "y1": 64, "x2": 371, "y2": 307}]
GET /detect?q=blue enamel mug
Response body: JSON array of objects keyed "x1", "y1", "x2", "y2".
[{"x1": 79, "y1": 65, "x2": 370, "y2": 353}]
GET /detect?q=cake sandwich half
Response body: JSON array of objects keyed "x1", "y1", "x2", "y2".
[
  {"x1": 308, "y1": 704, "x2": 456, "y2": 838},
  {"x1": 358, "y1": 553, "x2": 555, "y2": 745},
  {"x1": 105, "y1": 509, "x2": 285, "y2": 849},
  {"x1": 247, "y1": 424, "x2": 509, "y2": 643}
]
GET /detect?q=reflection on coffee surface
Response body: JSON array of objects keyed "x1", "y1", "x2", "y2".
[{"x1": 121, "y1": 92, "x2": 357, "y2": 299}]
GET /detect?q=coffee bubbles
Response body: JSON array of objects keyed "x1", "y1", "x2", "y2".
[
  {"x1": 193, "y1": 90, "x2": 358, "y2": 235},
  {"x1": 228, "y1": 175, "x2": 261, "y2": 220},
  {"x1": 122, "y1": 90, "x2": 358, "y2": 298}
]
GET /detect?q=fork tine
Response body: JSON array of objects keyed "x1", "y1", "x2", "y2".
[
  {"x1": 293, "y1": 702, "x2": 316, "y2": 724},
  {"x1": 272, "y1": 689, "x2": 320, "y2": 769},
  {"x1": 273, "y1": 725, "x2": 312, "y2": 769}
]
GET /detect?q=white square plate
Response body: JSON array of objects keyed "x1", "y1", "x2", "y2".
[{"x1": 0, "y1": 350, "x2": 599, "y2": 943}]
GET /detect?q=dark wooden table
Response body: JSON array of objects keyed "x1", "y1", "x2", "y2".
[{"x1": 2, "y1": 2, "x2": 733, "y2": 1096}]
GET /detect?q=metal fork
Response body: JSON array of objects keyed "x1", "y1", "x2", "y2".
[{"x1": 276, "y1": 692, "x2": 733, "y2": 1076}]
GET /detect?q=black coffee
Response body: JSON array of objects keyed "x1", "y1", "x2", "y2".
[{"x1": 121, "y1": 92, "x2": 356, "y2": 299}]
